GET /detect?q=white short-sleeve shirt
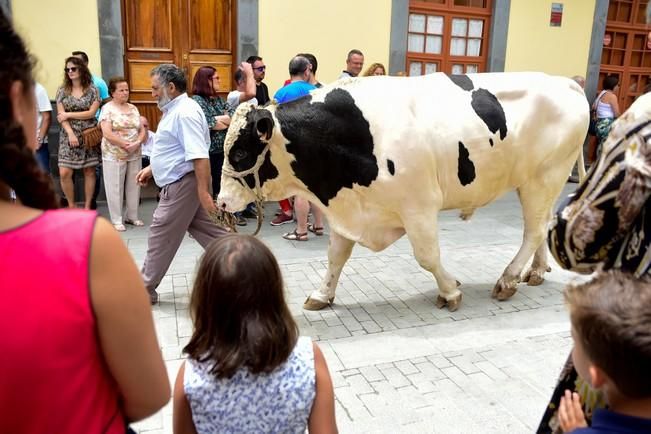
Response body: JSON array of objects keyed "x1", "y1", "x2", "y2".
[
  {"x1": 151, "y1": 93, "x2": 210, "y2": 187},
  {"x1": 35, "y1": 82, "x2": 52, "y2": 144},
  {"x1": 226, "y1": 90, "x2": 258, "y2": 109}
]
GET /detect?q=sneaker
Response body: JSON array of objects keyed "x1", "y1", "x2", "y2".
[
  {"x1": 270, "y1": 212, "x2": 293, "y2": 226},
  {"x1": 241, "y1": 208, "x2": 257, "y2": 219},
  {"x1": 236, "y1": 215, "x2": 248, "y2": 226}
]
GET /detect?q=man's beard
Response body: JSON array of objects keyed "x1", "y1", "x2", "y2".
[{"x1": 157, "y1": 87, "x2": 172, "y2": 109}]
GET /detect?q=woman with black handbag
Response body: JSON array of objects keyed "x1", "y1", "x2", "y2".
[{"x1": 55, "y1": 56, "x2": 101, "y2": 209}]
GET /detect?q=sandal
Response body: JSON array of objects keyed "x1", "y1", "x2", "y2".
[
  {"x1": 113, "y1": 224, "x2": 126, "y2": 232},
  {"x1": 282, "y1": 230, "x2": 308, "y2": 241},
  {"x1": 124, "y1": 219, "x2": 145, "y2": 227},
  {"x1": 307, "y1": 223, "x2": 324, "y2": 236}
]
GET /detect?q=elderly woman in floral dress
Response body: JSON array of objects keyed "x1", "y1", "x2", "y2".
[{"x1": 99, "y1": 77, "x2": 146, "y2": 231}]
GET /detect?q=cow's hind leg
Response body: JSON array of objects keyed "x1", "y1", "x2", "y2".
[
  {"x1": 404, "y1": 213, "x2": 462, "y2": 311},
  {"x1": 522, "y1": 242, "x2": 552, "y2": 286},
  {"x1": 493, "y1": 177, "x2": 564, "y2": 300},
  {"x1": 303, "y1": 230, "x2": 355, "y2": 311}
]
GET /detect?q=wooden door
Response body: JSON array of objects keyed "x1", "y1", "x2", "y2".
[
  {"x1": 122, "y1": 0, "x2": 236, "y2": 130},
  {"x1": 600, "y1": 0, "x2": 651, "y2": 111}
]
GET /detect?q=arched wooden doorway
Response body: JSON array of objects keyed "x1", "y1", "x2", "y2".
[{"x1": 121, "y1": 0, "x2": 237, "y2": 129}]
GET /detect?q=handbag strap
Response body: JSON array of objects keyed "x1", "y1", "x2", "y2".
[{"x1": 592, "y1": 90, "x2": 607, "y2": 111}]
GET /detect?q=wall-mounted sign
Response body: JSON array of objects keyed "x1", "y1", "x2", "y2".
[
  {"x1": 604, "y1": 33, "x2": 612, "y2": 46},
  {"x1": 550, "y1": 3, "x2": 563, "y2": 27}
]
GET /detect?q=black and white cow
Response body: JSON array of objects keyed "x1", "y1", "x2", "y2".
[{"x1": 217, "y1": 72, "x2": 589, "y2": 311}]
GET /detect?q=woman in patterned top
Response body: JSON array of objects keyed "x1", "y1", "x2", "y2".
[
  {"x1": 173, "y1": 234, "x2": 338, "y2": 434},
  {"x1": 538, "y1": 90, "x2": 651, "y2": 433},
  {"x1": 191, "y1": 66, "x2": 247, "y2": 226},
  {"x1": 56, "y1": 56, "x2": 101, "y2": 209},
  {"x1": 99, "y1": 77, "x2": 146, "y2": 232},
  {"x1": 191, "y1": 67, "x2": 234, "y2": 196}
]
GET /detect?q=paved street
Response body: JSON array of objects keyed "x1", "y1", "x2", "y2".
[{"x1": 118, "y1": 184, "x2": 584, "y2": 433}]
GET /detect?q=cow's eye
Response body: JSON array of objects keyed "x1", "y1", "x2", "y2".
[{"x1": 233, "y1": 149, "x2": 248, "y2": 162}]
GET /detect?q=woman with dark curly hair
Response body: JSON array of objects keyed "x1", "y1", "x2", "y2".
[
  {"x1": 0, "y1": 11, "x2": 169, "y2": 433},
  {"x1": 56, "y1": 55, "x2": 101, "y2": 208}
]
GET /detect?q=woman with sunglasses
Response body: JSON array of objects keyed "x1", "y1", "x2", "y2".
[{"x1": 55, "y1": 56, "x2": 101, "y2": 209}]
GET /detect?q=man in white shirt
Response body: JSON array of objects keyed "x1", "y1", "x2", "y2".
[
  {"x1": 34, "y1": 82, "x2": 52, "y2": 173},
  {"x1": 226, "y1": 62, "x2": 257, "y2": 108},
  {"x1": 136, "y1": 64, "x2": 226, "y2": 304},
  {"x1": 338, "y1": 49, "x2": 364, "y2": 79},
  {"x1": 140, "y1": 115, "x2": 154, "y2": 167}
]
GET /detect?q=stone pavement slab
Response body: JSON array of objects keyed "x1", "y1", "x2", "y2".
[{"x1": 113, "y1": 184, "x2": 584, "y2": 433}]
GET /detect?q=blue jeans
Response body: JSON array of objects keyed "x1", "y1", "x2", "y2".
[{"x1": 35, "y1": 143, "x2": 50, "y2": 174}]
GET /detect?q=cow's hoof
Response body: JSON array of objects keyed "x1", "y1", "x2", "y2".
[
  {"x1": 303, "y1": 296, "x2": 334, "y2": 311},
  {"x1": 435, "y1": 293, "x2": 462, "y2": 311},
  {"x1": 492, "y1": 277, "x2": 519, "y2": 301},
  {"x1": 523, "y1": 269, "x2": 545, "y2": 286},
  {"x1": 447, "y1": 293, "x2": 462, "y2": 312}
]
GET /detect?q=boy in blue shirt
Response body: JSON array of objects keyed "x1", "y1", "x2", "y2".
[{"x1": 558, "y1": 270, "x2": 651, "y2": 433}]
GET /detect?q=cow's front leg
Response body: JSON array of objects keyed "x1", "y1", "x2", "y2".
[
  {"x1": 303, "y1": 230, "x2": 355, "y2": 311},
  {"x1": 404, "y1": 213, "x2": 462, "y2": 311}
]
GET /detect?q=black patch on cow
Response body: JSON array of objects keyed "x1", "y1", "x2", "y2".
[
  {"x1": 227, "y1": 108, "x2": 279, "y2": 189},
  {"x1": 447, "y1": 74, "x2": 474, "y2": 91},
  {"x1": 274, "y1": 88, "x2": 379, "y2": 205},
  {"x1": 470, "y1": 88, "x2": 508, "y2": 140},
  {"x1": 387, "y1": 159, "x2": 395, "y2": 175},
  {"x1": 457, "y1": 141, "x2": 476, "y2": 186},
  {"x1": 489, "y1": 138, "x2": 494, "y2": 147}
]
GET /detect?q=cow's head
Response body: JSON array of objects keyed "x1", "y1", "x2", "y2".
[{"x1": 217, "y1": 104, "x2": 282, "y2": 212}]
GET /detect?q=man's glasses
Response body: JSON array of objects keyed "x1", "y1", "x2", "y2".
[
  {"x1": 253, "y1": 66, "x2": 266, "y2": 72},
  {"x1": 64, "y1": 67, "x2": 78, "y2": 73}
]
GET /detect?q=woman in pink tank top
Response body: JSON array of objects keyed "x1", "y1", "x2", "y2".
[{"x1": 0, "y1": 11, "x2": 170, "y2": 433}]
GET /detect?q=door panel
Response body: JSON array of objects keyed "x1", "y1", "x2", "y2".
[
  {"x1": 122, "y1": 0, "x2": 236, "y2": 129},
  {"x1": 125, "y1": 0, "x2": 173, "y2": 50},
  {"x1": 185, "y1": 0, "x2": 234, "y2": 98},
  {"x1": 187, "y1": 0, "x2": 232, "y2": 52}
]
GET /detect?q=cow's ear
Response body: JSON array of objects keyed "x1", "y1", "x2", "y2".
[{"x1": 255, "y1": 110, "x2": 274, "y2": 140}]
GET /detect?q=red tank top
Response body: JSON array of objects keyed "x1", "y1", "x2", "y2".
[{"x1": 0, "y1": 209, "x2": 125, "y2": 434}]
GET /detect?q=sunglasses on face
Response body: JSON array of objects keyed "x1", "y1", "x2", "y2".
[
  {"x1": 254, "y1": 66, "x2": 266, "y2": 72},
  {"x1": 65, "y1": 67, "x2": 78, "y2": 73}
]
